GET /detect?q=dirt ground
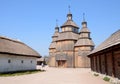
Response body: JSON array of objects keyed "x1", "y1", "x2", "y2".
[{"x1": 0, "y1": 66, "x2": 109, "y2": 84}]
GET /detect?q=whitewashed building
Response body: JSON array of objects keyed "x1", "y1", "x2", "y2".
[{"x1": 0, "y1": 36, "x2": 41, "y2": 73}]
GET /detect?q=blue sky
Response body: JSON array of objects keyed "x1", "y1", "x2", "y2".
[{"x1": 0, "y1": 0, "x2": 120, "y2": 56}]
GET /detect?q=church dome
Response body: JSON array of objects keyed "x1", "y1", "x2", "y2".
[
  {"x1": 75, "y1": 21, "x2": 95, "y2": 47},
  {"x1": 61, "y1": 13, "x2": 79, "y2": 28}
]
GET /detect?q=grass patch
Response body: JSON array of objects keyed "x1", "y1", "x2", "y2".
[
  {"x1": 103, "y1": 76, "x2": 110, "y2": 82},
  {"x1": 0, "y1": 70, "x2": 45, "y2": 77},
  {"x1": 94, "y1": 73, "x2": 99, "y2": 76}
]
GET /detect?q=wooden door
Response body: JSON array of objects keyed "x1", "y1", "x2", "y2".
[{"x1": 58, "y1": 60, "x2": 66, "y2": 68}]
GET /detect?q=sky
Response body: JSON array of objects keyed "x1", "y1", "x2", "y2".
[{"x1": 0, "y1": 0, "x2": 120, "y2": 56}]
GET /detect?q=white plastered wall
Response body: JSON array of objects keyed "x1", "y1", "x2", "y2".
[{"x1": 0, "y1": 54, "x2": 37, "y2": 73}]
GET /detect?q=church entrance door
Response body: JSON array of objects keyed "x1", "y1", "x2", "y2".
[{"x1": 57, "y1": 60, "x2": 66, "y2": 68}]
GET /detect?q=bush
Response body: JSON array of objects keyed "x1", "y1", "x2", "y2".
[
  {"x1": 94, "y1": 73, "x2": 99, "y2": 76},
  {"x1": 103, "y1": 76, "x2": 110, "y2": 82}
]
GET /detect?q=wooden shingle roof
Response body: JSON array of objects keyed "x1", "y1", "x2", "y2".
[
  {"x1": 75, "y1": 39, "x2": 94, "y2": 47},
  {"x1": 52, "y1": 32, "x2": 59, "y2": 42},
  {"x1": 49, "y1": 31, "x2": 59, "y2": 49},
  {"x1": 49, "y1": 42, "x2": 56, "y2": 49},
  {"x1": 0, "y1": 36, "x2": 41, "y2": 58},
  {"x1": 61, "y1": 20, "x2": 79, "y2": 28},
  {"x1": 89, "y1": 29, "x2": 120, "y2": 55},
  {"x1": 52, "y1": 32, "x2": 59, "y2": 37},
  {"x1": 75, "y1": 25, "x2": 94, "y2": 47},
  {"x1": 80, "y1": 27, "x2": 90, "y2": 33},
  {"x1": 57, "y1": 32, "x2": 79, "y2": 41}
]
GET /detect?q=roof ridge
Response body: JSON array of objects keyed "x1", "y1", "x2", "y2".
[
  {"x1": 0, "y1": 36, "x2": 24, "y2": 44},
  {"x1": 111, "y1": 29, "x2": 120, "y2": 36},
  {"x1": 89, "y1": 29, "x2": 120, "y2": 55},
  {"x1": 0, "y1": 35, "x2": 41, "y2": 57}
]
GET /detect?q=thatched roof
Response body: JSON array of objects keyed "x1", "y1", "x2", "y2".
[
  {"x1": 61, "y1": 20, "x2": 79, "y2": 28},
  {"x1": 89, "y1": 29, "x2": 120, "y2": 55},
  {"x1": 0, "y1": 36, "x2": 41, "y2": 58},
  {"x1": 57, "y1": 32, "x2": 79, "y2": 41}
]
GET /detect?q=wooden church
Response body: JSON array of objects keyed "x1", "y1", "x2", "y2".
[{"x1": 49, "y1": 10, "x2": 94, "y2": 68}]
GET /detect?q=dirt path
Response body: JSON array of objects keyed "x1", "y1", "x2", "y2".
[{"x1": 0, "y1": 66, "x2": 109, "y2": 84}]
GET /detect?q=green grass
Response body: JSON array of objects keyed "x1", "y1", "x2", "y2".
[
  {"x1": 0, "y1": 70, "x2": 45, "y2": 77},
  {"x1": 103, "y1": 76, "x2": 110, "y2": 82}
]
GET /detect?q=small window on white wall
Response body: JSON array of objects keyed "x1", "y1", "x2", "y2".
[
  {"x1": 21, "y1": 60, "x2": 24, "y2": 63},
  {"x1": 31, "y1": 60, "x2": 32, "y2": 63},
  {"x1": 8, "y1": 59, "x2": 11, "y2": 63}
]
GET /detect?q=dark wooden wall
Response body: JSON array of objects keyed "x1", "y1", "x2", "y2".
[{"x1": 89, "y1": 45, "x2": 120, "y2": 79}]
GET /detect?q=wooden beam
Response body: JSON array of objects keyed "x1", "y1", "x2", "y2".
[
  {"x1": 104, "y1": 53, "x2": 108, "y2": 75},
  {"x1": 95, "y1": 56, "x2": 98, "y2": 72},
  {"x1": 112, "y1": 49, "x2": 116, "y2": 77},
  {"x1": 99, "y1": 55, "x2": 102, "y2": 73},
  {"x1": 90, "y1": 57, "x2": 92, "y2": 70}
]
